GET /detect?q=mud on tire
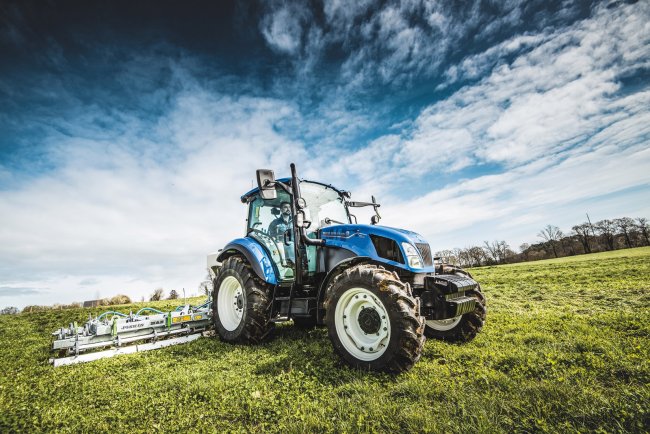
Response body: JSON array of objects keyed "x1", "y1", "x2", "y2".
[
  {"x1": 212, "y1": 255, "x2": 274, "y2": 343},
  {"x1": 324, "y1": 264, "x2": 425, "y2": 373}
]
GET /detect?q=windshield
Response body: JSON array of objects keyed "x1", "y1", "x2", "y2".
[{"x1": 300, "y1": 181, "x2": 350, "y2": 230}]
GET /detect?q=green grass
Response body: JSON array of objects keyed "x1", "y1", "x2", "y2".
[{"x1": 1, "y1": 248, "x2": 649, "y2": 433}]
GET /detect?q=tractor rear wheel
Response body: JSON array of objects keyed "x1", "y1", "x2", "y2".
[
  {"x1": 424, "y1": 285, "x2": 486, "y2": 342},
  {"x1": 212, "y1": 255, "x2": 274, "y2": 343},
  {"x1": 324, "y1": 264, "x2": 425, "y2": 373}
]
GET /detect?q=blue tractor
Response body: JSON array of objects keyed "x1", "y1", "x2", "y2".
[{"x1": 209, "y1": 164, "x2": 486, "y2": 373}]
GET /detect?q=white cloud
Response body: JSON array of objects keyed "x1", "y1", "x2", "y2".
[
  {"x1": 260, "y1": 3, "x2": 308, "y2": 54},
  {"x1": 380, "y1": 142, "x2": 650, "y2": 250},
  {"x1": 313, "y1": 1, "x2": 650, "y2": 250},
  {"x1": 0, "y1": 75, "x2": 308, "y2": 308},
  {"x1": 340, "y1": 1, "x2": 649, "y2": 182}
]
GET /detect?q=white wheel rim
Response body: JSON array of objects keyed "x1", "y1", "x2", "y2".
[
  {"x1": 217, "y1": 276, "x2": 244, "y2": 331},
  {"x1": 334, "y1": 287, "x2": 390, "y2": 361},
  {"x1": 426, "y1": 316, "x2": 462, "y2": 331}
]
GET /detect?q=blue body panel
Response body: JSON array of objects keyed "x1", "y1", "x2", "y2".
[
  {"x1": 320, "y1": 224, "x2": 435, "y2": 273},
  {"x1": 219, "y1": 237, "x2": 278, "y2": 285}
]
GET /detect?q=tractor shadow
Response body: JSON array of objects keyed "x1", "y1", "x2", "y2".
[{"x1": 250, "y1": 324, "x2": 396, "y2": 385}]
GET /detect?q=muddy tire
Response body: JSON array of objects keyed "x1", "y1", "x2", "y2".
[
  {"x1": 212, "y1": 255, "x2": 274, "y2": 343},
  {"x1": 424, "y1": 284, "x2": 486, "y2": 342},
  {"x1": 324, "y1": 264, "x2": 425, "y2": 373}
]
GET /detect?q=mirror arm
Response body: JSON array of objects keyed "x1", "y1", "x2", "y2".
[
  {"x1": 346, "y1": 201, "x2": 382, "y2": 208},
  {"x1": 275, "y1": 180, "x2": 292, "y2": 195}
]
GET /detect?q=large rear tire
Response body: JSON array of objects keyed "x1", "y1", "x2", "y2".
[
  {"x1": 324, "y1": 264, "x2": 425, "y2": 373},
  {"x1": 424, "y1": 285, "x2": 486, "y2": 342},
  {"x1": 212, "y1": 255, "x2": 274, "y2": 344}
]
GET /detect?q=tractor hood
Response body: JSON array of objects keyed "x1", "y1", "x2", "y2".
[
  {"x1": 320, "y1": 224, "x2": 434, "y2": 272},
  {"x1": 320, "y1": 224, "x2": 428, "y2": 245}
]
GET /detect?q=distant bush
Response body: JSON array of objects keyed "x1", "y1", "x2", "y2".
[
  {"x1": 150, "y1": 288, "x2": 164, "y2": 301},
  {"x1": 168, "y1": 290, "x2": 179, "y2": 300},
  {"x1": 23, "y1": 302, "x2": 81, "y2": 313},
  {"x1": 109, "y1": 294, "x2": 132, "y2": 305},
  {"x1": 21, "y1": 294, "x2": 134, "y2": 313}
]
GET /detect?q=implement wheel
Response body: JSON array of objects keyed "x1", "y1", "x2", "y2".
[
  {"x1": 212, "y1": 255, "x2": 274, "y2": 343},
  {"x1": 324, "y1": 264, "x2": 425, "y2": 373}
]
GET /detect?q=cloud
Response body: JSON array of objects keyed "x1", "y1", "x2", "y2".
[
  {"x1": 259, "y1": 2, "x2": 309, "y2": 54},
  {"x1": 0, "y1": 287, "x2": 46, "y2": 297},
  {"x1": 1, "y1": 1, "x2": 648, "y2": 309},
  {"x1": 0, "y1": 61, "x2": 310, "y2": 307},
  {"x1": 335, "y1": 1, "x2": 649, "y2": 184}
]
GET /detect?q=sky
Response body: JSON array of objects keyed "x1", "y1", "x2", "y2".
[{"x1": 1, "y1": 0, "x2": 649, "y2": 308}]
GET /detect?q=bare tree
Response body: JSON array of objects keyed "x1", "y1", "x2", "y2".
[
  {"x1": 482, "y1": 241, "x2": 498, "y2": 264},
  {"x1": 435, "y1": 249, "x2": 457, "y2": 265},
  {"x1": 452, "y1": 248, "x2": 466, "y2": 267},
  {"x1": 500, "y1": 241, "x2": 515, "y2": 263},
  {"x1": 482, "y1": 240, "x2": 510, "y2": 264},
  {"x1": 1, "y1": 306, "x2": 19, "y2": 315},
  {"x1": 572, "y1": 223, "x2": 592, "y2": 254},
  {"x1": 538, "y1": 225, "x2": 563, "y2": 258},
  {"x1": 198, "y1": 280, "x2": 212, "y2": 296},
  {"x1": 615, "y1": 217, "x2": 636, "y2": 248},
  {"x1": 150, "y1": 288, "x2": 164, "y2": 301},
  {"x1": 467, "y1": 246, "x2": 485, "y2": 267},
  {"x1": 519, "y1": 243, "x2": 530, "y2": 261},
  {"x1": 595, "y1": 219, "x2": 616, "y2": 251},
  {"x1": 636, "y1": 217, "x2": 650, "y2": 246},
  {"x1": 168, "y1": 289, "x2": 179, "y2": 300}
]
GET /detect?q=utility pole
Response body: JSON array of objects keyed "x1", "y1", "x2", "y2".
[{"x1": 586, "y1": 213, "x2": 597, "y2": 237}]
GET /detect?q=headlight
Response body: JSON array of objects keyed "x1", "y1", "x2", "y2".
[{"x1": 401, "y1": 242, "x2": 423, "y2": 268}]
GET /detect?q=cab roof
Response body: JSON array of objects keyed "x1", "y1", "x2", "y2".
[{"x1": 240, "y1": 178, "x2": 348, "y2": 203}]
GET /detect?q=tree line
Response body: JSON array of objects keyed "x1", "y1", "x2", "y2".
[
  {"x1": 435, "y1": 216, "x2": 649, "y2": 267},
  {"x1": 2, "y1": 288, "x2": 186, "y2": 315}
]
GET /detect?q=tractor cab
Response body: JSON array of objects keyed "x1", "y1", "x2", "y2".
[{"x1": 242, "y1": 178, "x2": 352, "y2": 283}]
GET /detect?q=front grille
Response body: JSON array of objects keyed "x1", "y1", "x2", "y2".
[{"x1": 416, "y1": 243, "x2": 433, "y2": 266}]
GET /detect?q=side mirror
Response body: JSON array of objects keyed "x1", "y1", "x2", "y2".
[
  {"x1": 256, "y1": 169, "x2": 277, "y2": 200},
  {"x1": 371, "y1": 214, "x2": 380, "y2": 225}
]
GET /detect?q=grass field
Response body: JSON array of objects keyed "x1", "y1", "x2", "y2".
[{"x1": 1, "y1": 248, "x2": 648, "y2": 433}]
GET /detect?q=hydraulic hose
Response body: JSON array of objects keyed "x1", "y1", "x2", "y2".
[
  {"x1": 97, "y1": 311, "x2": 127, "y2": 321},
  {"x1": 135, "y1": 307, "x2": 165, "y2": 316}
]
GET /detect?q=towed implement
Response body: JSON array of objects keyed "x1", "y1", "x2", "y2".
[
  {"x1": 50, "y1": 301, "x2": 211, "y2": 367},
  {"x1": 50, "y1": 163, "x2": 486, "y2": 373}
]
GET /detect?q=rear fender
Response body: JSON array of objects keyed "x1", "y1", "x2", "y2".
[{"x1": 216, "y1": 238, "x2": 278, "y2": 285}]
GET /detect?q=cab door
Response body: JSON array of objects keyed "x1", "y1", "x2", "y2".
[{"x1": 246, "y1": 194, "x2": 295, "y2": 282}]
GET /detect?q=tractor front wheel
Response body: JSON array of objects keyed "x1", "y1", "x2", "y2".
[
  {"x1": 212, "y1": 255, "x2": 274, "y2": 343},
  {"x1": 425, "y1": 286, "x2": 486, "y2": 342},
  {"x1": 324, "y1": 264, "x2": 425, "y2": 373}
]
